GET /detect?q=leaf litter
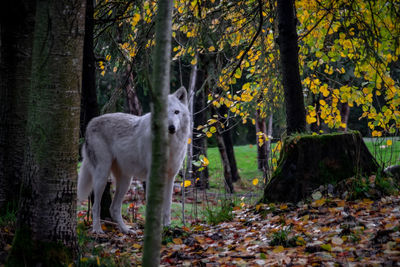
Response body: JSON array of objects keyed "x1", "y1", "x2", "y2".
[{"x1": 76, "y1": 194, "x2": 400, "y2": 266}]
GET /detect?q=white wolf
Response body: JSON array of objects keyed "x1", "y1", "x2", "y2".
[{"x1": 77, "y1": 87, "x2": 190, "y2": 234}]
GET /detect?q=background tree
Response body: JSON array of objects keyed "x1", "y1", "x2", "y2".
[
  {"x1": 80, "y1": 0, "x2": 113, "y2": 220},
  {"x1": 142, "y1": 0, "x2": 173, "y2": 265},
  {"x1": 276, "y1": 0, "x2": 306, "y2": 134},
  {"x1": 7, "y1": 0, "x2": 86, "y2": 265},
  {"x1": 0, "y1": 0, "x2": 36, "y2": 214}
]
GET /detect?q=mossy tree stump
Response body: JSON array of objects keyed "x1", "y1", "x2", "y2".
[{"x1": 262, "y1": 131, "x2": 380, "y2": 203}]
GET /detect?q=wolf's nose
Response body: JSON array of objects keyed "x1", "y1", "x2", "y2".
[{"x1": 168, "y1": 125, "x2": 176, "y2": 134}]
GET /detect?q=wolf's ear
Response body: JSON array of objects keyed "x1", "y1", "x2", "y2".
[{"x1": 174, "y1": 86, "x2": 188, "y2": 105}]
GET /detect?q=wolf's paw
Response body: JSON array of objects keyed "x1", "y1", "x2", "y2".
[
  {"x1": 92, "y1": 227, "x2": 105, "y2": 235},
  {"x1": 119, "y1": 225, "x2": 135, "y2": 235}
]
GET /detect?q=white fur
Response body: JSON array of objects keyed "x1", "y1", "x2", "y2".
[{"x1": 77, "y1": 87, "x2": 190, "y2": 234}]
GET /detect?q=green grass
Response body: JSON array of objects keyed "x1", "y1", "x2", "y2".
[
  {"x1": 207, "y1": 144, "x2": 265, "y2": 191},
  {"x1": 364, "y1": 137, "x2": 400, "y2": 167}
]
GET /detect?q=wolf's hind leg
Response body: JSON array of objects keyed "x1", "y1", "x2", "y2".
[
  {"x1": 92, "y1": 165, "x2": 111, "y2": 234},
  {"x1": 110, "y1": 170, "x2": 132, "y2": 234}
]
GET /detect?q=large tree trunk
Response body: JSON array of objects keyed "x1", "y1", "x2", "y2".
[
  {"x1": 142, "y1": 0, "x2": 173, "y2": 265},
  {"x1": 262, "y1": 132, "x2": 380, "y2": 203},
  {"x1": 8, "y1": 0, "x2": 86, "y2": 265},
  {"x1": 0, "y1": 1, "x2": 35, "y2": 214},
  {"x1": 277, "y1": 0, "x2": 306, "y2": 134}
]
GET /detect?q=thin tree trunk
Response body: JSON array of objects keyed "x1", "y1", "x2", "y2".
[
  {"x1": 266, "y1": 114, "x2": 273, "y2": 164},
  {"x1": 0, "y1": 1, "x2": 35, "y2": 214},
  {"x1": 192, "y1": 62, "x2": 209, "y2": 189},
  {"x1": 339, "y1": 103, "x2": 350, "y2": 132},
  {"x1": 80, "y1": 0, "x2": 99, "y2": 137},
  {"x1": 221, "y1": 120, "x2": 241, "y2": 183},
  {"x1": 142, "y1": 0, "x2": 173, "y2": 265},
  {"x1": 277, "y1": 0, "x2": 306, "y2": 134},
  {"x1": 8, "y1": 0, "x2": 86, "y2": 265},
  {"x1": 125, "y1": 64, "x2": 142, "y2": 115},
  {"x1": 255, "y1": 110, "x2": 268, "y2": 172},
  {"x1": 215, "y1": 127, "x2": 234, "y2": 193},
  {"x1": 80, "y1": 0, "x2": 113, "y2": 221},
  {"x1": 183, "y1": 59, "x2": 197, "y2": 225}
]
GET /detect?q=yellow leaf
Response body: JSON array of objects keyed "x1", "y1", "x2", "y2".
[
  {"x1": 132, "y1": 13, "x2": 141, "y2": 24},
  {"x1": 201, "y1": 157, "x2": 209, "y2": 166},
  {"x1": 132, "y1": 243, "x2": 142, "y2": 249},
  {"x1": 208, "y1": 46, "x2": 215, "y2": 52},
  {"x1": 312, "y1": 198, "x2": 326, "y2": 207},
  {"x1": 188, "y1": 138, "x2": 192, "y2": 144},
  {"x1": 306, "y1": 115, "x2": 317, "y2": 124},
  {"x1": 191, "y1": 57, "x2": 197, "y2": 65},
  {"x1": 206, "y1": 132, "x2": 212, "y2": 138},
  {"x1": 252, "y1": 178, "x2": 259, "y2": 186},
  {"x1": 105, "y1": 54, "x2": 111, "y2": 61},
  {"x1": 321, "y1": 243, "x2": 332, "y2": 252},
  {"x1": 241, "y1": 93, "x2": 253, "y2": 102},
  {"x1": 273, "y1": 246, "x2": 284, "y2": 253},
  {"x1": 180, "y1": 180, "x2": 191, "y2": 188},
  {"x1": 173, "y1": 238, "x2": 183, "y2": 244},
  {"x1": 209, "y1": 126, "x2": 216, "y2": 133}
]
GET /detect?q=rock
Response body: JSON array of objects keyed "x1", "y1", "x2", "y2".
[{"x1": 384, "y1": 165, "x2": 400, "y2": 179}]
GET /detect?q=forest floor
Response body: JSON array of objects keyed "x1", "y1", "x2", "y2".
[
  {"x1": 1, "y1": 182, "x2": 400, "y2": 266},
  {"x1": 76, "y1": 188, "x2": 400, "y2": 266}
]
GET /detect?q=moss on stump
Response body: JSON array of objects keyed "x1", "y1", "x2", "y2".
[{"x1": 262, "y1": 131, "x2": 380, "y2": 203}]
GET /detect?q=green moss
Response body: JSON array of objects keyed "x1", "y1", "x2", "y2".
[{"x1": 7, "y1": 227, "x2": 74, "y2": 267}]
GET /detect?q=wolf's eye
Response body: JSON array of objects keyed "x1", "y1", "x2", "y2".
[{"x1": 174, "y1": 110, "x2": 180, "y2": 114}]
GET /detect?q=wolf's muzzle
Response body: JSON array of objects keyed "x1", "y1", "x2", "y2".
[{"x1": 168, "y1": 125, "x2": 176, "y2": 134}]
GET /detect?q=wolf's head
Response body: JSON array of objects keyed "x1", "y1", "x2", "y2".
[{"x1": 168, "y1": 86, "x2": 189, "y2": 135}]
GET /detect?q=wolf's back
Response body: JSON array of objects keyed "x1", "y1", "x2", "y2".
[{"x1": 77, "y1": 144, "x2": 93, "y2": 202}]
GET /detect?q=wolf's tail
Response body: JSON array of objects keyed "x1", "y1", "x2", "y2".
[{"x1": 77, "y1": 144, "x2": 93, "y2": 202}]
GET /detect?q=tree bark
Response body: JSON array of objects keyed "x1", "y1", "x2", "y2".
[
  {"x1": 80, "y1": 0, "x2": 99, "y2": 137},
  {"x1": 125, "y1": 64, "x2": 143, "y2": 116},
  {"x1": 221, "y1": 120, "x2": 241, "y2": 183},
  {"x1": 277, "y1": 0, "x2": 306, "y2": 134},
  {"x1": 255, "y1": 110, "x2": 268, "y2": 172},
  {"x1": 0, "y1": 0, "x2": 35, "y2": 214},
  {"x1": 81, "y1": 0, "x2": 113, "y2": 221},
  {"x1": 262, "y1": 132, "x2": 380, "y2": 203},
  {"x1": 339, "y1": 103, "x2": 350, "y2": 132},
  {"x1": 8, "y1": 0, "x2": 86, "y2": 265},
  {"x1": 265, "y1": 114, "x2": 273, "y2": 173},
  {"x1": 215, "y1": 127, "x2": 234, "y2": 193},
  {"x1": 142, "y1": 0, "x2": 173, "y2": 265},
  {"x1": 186, "y1": 61, "x2": 197, "y2": 182},
  {"x1": 192, "y1": 62, "x2": 209, "y2": 189}
]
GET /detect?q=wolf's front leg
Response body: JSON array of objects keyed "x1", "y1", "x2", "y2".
[
  {"x1": 110, "y1": 175, "x2": 133, "y2": 234},
  {"x1": 162, "y1": 177, "x2": 175, "y2": 226}
]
